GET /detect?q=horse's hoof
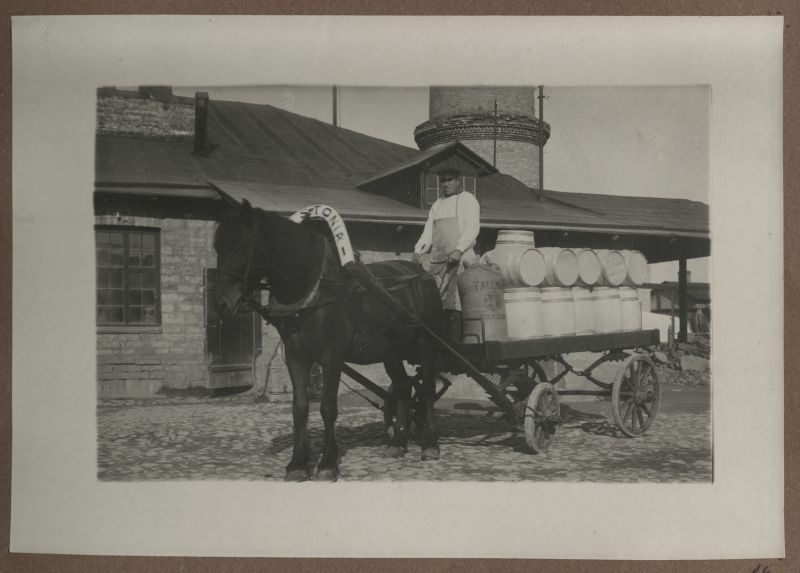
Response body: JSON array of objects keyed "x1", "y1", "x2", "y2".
[
  {"x1": 421, "y1": 446, "x2": 440, "y2": 461},
  {"x1": 315, "y1": 467, "x2": 339, "y2": 482},
  {"x1": 385, "y1": 446, "x2": 406, "y2": 458},
  {"x1": 284, "y1": 468, "x2": 310, "y2": 482}
]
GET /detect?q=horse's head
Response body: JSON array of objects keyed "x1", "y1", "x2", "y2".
[{"x1": 213, "y1": 199, "x2": 259, "y2": 318}]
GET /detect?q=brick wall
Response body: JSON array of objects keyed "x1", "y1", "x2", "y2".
[
  {"x1": 462, "y1": 140, "x2": 540, "y2": 189},
  {"x1": 430, "y1": 86, "x2": 537, "y2": 119},
  {"x1": 96, "y1": 215, "x2": 218, "y2": 396},
  {"x1": 96, "y1": 89, "x2": 194, "y2": 138}
]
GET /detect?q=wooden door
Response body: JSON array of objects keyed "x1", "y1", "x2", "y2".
[{"x1": 204, "y1": 269, "x2": 262, "y2": 390}]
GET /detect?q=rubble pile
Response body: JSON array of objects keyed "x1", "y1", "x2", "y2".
[{"x1": 647, "y1": 334, "x2": 711, "y2": 386}]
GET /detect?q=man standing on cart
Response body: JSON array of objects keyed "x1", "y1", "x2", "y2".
[{"x1": 413, "y1": 167, "x2": 480, "y2": 314}]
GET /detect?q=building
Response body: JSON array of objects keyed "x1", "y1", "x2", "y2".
[{"x1": 94, "y1": 86, "x2": 709, "y2": 398}]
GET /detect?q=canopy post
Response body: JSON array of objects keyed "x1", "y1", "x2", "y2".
[{"x1": 678, "y1": 256, "x2": 689, "y2": 343}]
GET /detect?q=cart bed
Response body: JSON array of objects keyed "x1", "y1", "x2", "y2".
[{"x1": 450, "y1": 329, "x2": 660, "y2": 367}]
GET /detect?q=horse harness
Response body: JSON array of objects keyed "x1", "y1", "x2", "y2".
[{"x1": 229, "y1": 230, "x2": 434, "y2": 331}]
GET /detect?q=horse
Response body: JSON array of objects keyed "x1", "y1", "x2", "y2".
[{"x1": 212, "y1": 199, "x2": 444, "y2": 481}]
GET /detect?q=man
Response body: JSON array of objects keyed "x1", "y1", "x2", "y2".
[{"x1": 413, "y1": 167, "x2": 480, "y2": 311}]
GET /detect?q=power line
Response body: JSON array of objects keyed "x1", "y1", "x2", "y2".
[
  {"x1": 561, "y1": 90, "x2": 706, "y2": 152},
  {"x1": 549, "y1": 94, "x2": 706, "y2": 171},
  {"x1": 548, "y1": 97, "x2": 608, "y2": 195}
]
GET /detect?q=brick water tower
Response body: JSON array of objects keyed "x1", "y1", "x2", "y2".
[{"x1": 414, "y1": 86, "x2": 551, "y2": 188}]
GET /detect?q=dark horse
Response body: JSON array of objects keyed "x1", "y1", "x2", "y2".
[{"x1": 213, "y1": 199, "x2": 444, "y2": 481}]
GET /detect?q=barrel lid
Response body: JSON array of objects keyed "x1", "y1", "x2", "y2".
[
  {"x1": 517, "y1": 248, "x2": 547, "y2": 286},
  {"x1": 624, "y1": 250, "x2": 649, "y2": 285},
  {"x1": 600, "y1": 250, "x2": 626, "y2": 286},
  {"x1": 553, "y1": 249, "x2": 579, "y2": 286},
  {"x1": 576, "y1": 249, "x2": 602, "y2": 285}
]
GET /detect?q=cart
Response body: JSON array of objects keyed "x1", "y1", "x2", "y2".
[
  {"x1": 286, "y1": 204, "x2": 662, "y2": 454},
  {"x1": 342, "y1": 262, "x2": 662, "y2": 454}
]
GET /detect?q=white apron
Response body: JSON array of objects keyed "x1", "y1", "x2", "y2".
[{"x1": 430, "y1": 200, "x2": 477, "y2": 311}]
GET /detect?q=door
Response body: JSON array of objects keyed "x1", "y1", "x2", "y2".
[{"x1": 204, "y1": 269, "x2": 262, "y2": 389}]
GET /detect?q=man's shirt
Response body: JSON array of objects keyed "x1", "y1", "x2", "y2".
[{"x1": 414, "y1": 191, "x2": 480, "y2": 255}]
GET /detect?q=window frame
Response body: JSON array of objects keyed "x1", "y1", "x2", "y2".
[
  {"x1": 421, "y1": 172, "x2": 479, "y2": 209},
  {"x1": 95, "y1": 226, "x2": 162, "y2": 327}
]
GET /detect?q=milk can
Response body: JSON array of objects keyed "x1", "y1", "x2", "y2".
[{"x1": 457, "y1": 263, "x2": 508, "y2": 343}]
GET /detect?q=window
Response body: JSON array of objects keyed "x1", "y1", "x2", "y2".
[
  {"x1": 422, "y1": 173, "x2": 479, "y2": 208},
  {"x1": 462, "y1": 175, "x2": 477, "y2": 195},
  {"x1": 424, "y1": 173, "x2": 439, "y2": 206},
  {"x1": 96, "y1": 228, "x2": 160, "y2": 325}
]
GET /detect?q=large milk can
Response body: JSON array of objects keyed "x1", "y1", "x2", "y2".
[
  {"x1": 504, "y1": 287, "x2": 544, "y2": 339},
  {"x1": 541, "y1": 286, "x2": 576, "y2": 336},
  {"x1": 592, "y1": 286, "x2": 623, "y2": 333},
  {"x1": 619, "y1": 286, "x2": 643, "y2": 330},
  {"x1": 457, "y1": 263, "x2": 508, "y2": 343},
  {"x1": 572, "y1": 286, "x2": 595, "y2": 334}
]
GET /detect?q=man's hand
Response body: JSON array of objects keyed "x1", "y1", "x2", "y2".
[
  {"x1": 447, "y1": 249, "x2": 462, "y2": 266},
  {"x1": 412, "y1": 252, "x2": 423, "y2": 265}
]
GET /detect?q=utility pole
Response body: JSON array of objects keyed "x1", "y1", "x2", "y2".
[
  {"x1": 332, "y1": 85, "x2": 338, "y2": 127},
  {"x1": 538, "y1": 85, "x2": 545, "y2": 202},
  {"x1": 493, "y1": 99, "x2": 498, "y2": 168}
]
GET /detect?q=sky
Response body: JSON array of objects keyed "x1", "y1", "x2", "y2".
[{"x1": 174, "y1": 85, "x2": 709, "y2": 283}]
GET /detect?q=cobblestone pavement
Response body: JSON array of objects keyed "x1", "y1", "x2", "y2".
[{"x1": 97, "y1": 384, "x2": 711, "y2": 482}]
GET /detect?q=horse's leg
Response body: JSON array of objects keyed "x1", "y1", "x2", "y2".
[
  {"x1": 418, "y1": 340, "x2": 440, "y2": 461},
  {"x1": 314, "y1": 357, "x2": 342, "y2": 482},
  {"x1": 284, "y1": 346, "x2": 312, "y2": 481},
  {"x1": 384, "y1": 359, "x2": 410, "y2": 458}
]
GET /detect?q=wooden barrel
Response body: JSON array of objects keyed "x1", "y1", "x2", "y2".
[
  {"x1": 541, "y1": 287, "x2": 576, "y2": 336},
  {"x1": 595, "y1": 249, "x2": 627, "y2": 287},
  {"x1": 575, "y1": 248, "x2": 602, "y2": 287},
  {"x1": 572, "y1": 286, "x2": 594, "y2": 334},
  {"x1": 591, "y1": 286, "x2": 622, "y2": 333},
  {"x1": 539, "y1": 247, "x2": 579, "y2": 287},
  {"x1": 503, "y1": 287, "x2": 543, "y2": 339},
  {"x1": 621, "y1": 249, "x2": 648, "y2": 286},
  {"x1": 457, "y1": 263, "x2": 508, "y2": 343},
  {"x1": 619, "y1": 286, "x2": 642, "y2": 330},
  {"x1": 496, "y1": 229, "x2": 535, "y2": 247},
  {"x1": 482, "y1": 246, "x2": 547, "y2": 288}
]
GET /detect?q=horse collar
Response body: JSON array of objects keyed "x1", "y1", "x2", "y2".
[{"x1": 267, "y1": 240, "x2": 340, "y2": 317}]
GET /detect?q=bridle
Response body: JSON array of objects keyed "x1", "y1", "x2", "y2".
[{"x1": 217, "y1": 225, "x2": 270, "y2": 317}]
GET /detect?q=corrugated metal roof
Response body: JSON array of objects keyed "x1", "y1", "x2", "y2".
[
  {"x1": 95, "y1": 100, "x2": 419, "y2": 188},
  {"x1": 95, "y1": 96, "x2": 709, "y2": 240},
  {"x1": 540, "y1": 189, "x2": 709, "y2": 235},
  {"x1": 205, "y1": 100, "x2": 418, "y2": 188},
  {"x1": 356, "y1": 142, "x2": 498, "y2": 186},
  {"x1": 209, "y1": 177, "x2": 707, "y2": 239},
  {"x1": 209, "y1": 179, "x2": 425, "y2": 223}
]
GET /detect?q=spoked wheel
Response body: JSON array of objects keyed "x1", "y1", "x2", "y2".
[
  {"x1": 524, "y1": 382, "x2": 560, "y2": 453},
  {"x1": 611, "y1": 354, "x2": 661, "y2": 437},
  {"x1": 502, "y1": 361, "x2": 548, "y2": 403}
]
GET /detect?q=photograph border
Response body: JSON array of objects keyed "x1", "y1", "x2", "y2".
[{"x1": 1, "y1": 3, "x2": 794, "y2": 572}]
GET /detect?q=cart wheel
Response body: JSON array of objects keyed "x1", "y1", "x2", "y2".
[
  {"x1": 502, "y1": 361, "x2": 548, "y2": 403},
  {"x1": 524, "y1": 382, "x2": 560, "y2": 453},
  {"x1": 611, "y1": 354, "x2": 661, "y2": 437}
]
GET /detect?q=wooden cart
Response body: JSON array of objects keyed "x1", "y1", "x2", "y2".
[{"x1": 341, "y1": 288, "x2": 661, "y2": 453}]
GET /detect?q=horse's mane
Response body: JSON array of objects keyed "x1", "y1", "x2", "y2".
[
  {"x1": 214, "y1": 203, "x2": 319, "y2": 255},
  {"x1": 214, "y1": 202, "x2": 328, "y2": 303}
]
